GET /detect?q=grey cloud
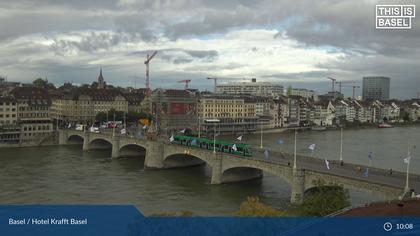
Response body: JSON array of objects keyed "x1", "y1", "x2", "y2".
[
  {"x1": 0, "y1": 0, "x2": 419, "y2": 99},
  {"x1": 128, "y1": 48, "x2": 218, "y2": 64},
  {"x1": 184, "y1": 50, "x2": 218, "y2": 60},
  {"x1": 173, "y1": 58, "x2": 193, "y2": 64}
]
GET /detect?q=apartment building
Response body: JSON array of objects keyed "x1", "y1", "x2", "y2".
[
  {"x1": 0, "y1": 96, "x2": 20, "y2": 143},
  {"x1": 197, "y1": 94, "x2": 260, "y2": 135},
  {"x1": 51, "y1": 88, "x2": 128, "y2": 124},
  {"x1": 216, "y1": 79, "x2": 284, "y2": 97},
  {"x1": 11, "y1": 87, "x2": 53, "y2": 143}
]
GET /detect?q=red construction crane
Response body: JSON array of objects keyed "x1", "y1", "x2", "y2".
[
  {"x1": 207, "y1": 77, "x2": 218, "y2": 92},
  {"x1": 178, "y1": 79, "x2": 191, "y2": 89},
  {"x1": 144, "y1": 51, "x2": 157, "y2": 96}
]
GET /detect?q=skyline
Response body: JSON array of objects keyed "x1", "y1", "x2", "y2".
[{"x1": 0, "y1": 0, "x2": 419, "y2": 99}]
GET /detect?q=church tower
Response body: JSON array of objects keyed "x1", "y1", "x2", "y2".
[{"x1": 97, "y1": 68, "x2": 106, "y2": 89}]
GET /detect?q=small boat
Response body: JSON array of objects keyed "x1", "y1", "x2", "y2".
[
  {"x1": 378, "y1": 123, "x2": 392, "y2": 128},
  {"x1": 311, "y1": 126, "x2": 327, "y2": 131}
]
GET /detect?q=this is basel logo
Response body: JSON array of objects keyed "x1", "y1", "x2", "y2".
[{"x1": 376, "y1": 5, "x2": 415, "y2": 29}]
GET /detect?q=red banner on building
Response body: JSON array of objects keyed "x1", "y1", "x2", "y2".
[{"x1": 170, "y1": 103, "x2": 194, "y2": 115}]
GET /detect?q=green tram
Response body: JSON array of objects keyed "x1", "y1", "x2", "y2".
[{"x1": 172, "y1": 135, "x2": 253, "y2": 157}]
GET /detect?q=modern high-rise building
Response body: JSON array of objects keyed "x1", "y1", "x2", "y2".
[
  {"x1": 362, "y1": 76, "x2": 390, "y2": 101},
  {"x1": 215, "y1": 79, "x2": 284, "y2": 97}
]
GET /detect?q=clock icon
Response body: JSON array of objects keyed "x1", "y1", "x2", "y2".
[{"x1": 384, "y1": 222, "x2": 393, "y2": 232}]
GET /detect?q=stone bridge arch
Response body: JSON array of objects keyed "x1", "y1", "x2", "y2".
[
  {"x1": 303, "y1": 171, "x2": 402, "y2": 201},
  {"x1": 221, "y1": 159, "x2": 294, "y2": 185},
  {"x1": 118, "y1": 142, "x2": 147, "y2": 158},
  {"x1": 67, "y1": 134, "x2": 84, "y2": 144},
  {"x1": 87, "y1": 137, "x2": 113, "y2": 150},
  {"x1": 163, "y1": 145, "x2": 215, "y2": 169}
]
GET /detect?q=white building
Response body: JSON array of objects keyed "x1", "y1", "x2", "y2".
[
  {"x1": 312, "y1": 101, "x2": 335, "y2": 126},
  {"x1": 216, "y1": 79, "x2": 284, "y2": 97},
  {"x1": 408, "y1": 102, "x2": 420, "y2": 121},
  {"x1": 289, "y1": 88, "x2": 318, "y2": 101}
]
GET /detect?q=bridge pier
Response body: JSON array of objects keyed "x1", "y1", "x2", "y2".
[
  {"x1": 211, "y1": 156, "x2": 223, "y2": 184},
  {"x1": 111, "y1": 136, "x2": 120, "y2": 158},
  {"x1": 291, "y1": 169, "x2": 305, "y2": 204},
  {"x1": 144, "y1": 141, "x2": 165, "y2": 169},
  {"x1": 58, "y1": 130, "x2": 68, "y2": 145},
  {"x1": 82, "y1": 131, "x2": 90, "y2": 151}
]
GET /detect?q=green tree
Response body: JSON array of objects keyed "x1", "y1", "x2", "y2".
[
  {"x1": 91, "y1": 81, "x2": 99, "y2": 89},
  {"x1": 33, "y1": 78, "x2": 47, "y2": 88},
  {"x1": 108, "y1": 109, "x2": 124, "y2": 121},
  {"x1": 402, "y1": 112, "x2": 410, "y2": 122},
  {"x1": 235, "y1": 196, "x2": 287, "y2": 217},
  {"x1": 291, "y1": 179, "x2": 350, "y2": 216},
  {"x1": 287, "y1": 86, "x2": 293, "y2": 96},
  {"x1": 126, "y1": 111, "x2": 150, "y2": 123},
  {"x1": 95, "y1": 112, "x2": 108, "y2": 123}
]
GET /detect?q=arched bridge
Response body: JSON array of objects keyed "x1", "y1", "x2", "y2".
[{"x1": 58, "y1": 130, "x2": 419, "y2": 204}]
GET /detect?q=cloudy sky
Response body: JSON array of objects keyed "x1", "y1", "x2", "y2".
[{"x1": 0, "y1": 0, "x2": 419, "y2": 98}]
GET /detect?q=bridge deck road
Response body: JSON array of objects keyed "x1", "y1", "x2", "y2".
[{"x1": 248, "y1": 148, "x2": 420, "y2": 192}]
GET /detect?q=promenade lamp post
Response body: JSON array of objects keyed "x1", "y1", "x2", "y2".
[
  {"x1": 293, "y1": 128, "x2": 297, "y2": 169},
  {"x1": 205, "y1": 119, "x2": 220, "y2": 154},
  {"x1": 404, "y1": 144, "x2": 415, "y2": 193},
  {"x1": 198, "y1": 116, "x2": 201, "y2": 138},
  {"x1": 340, "y1": 127, "x2": 344, "y2": 166},
  {"x1": 260, "y1": 121, "x2": 264, "y2": 149},
  {"x1": 123, "y1": 112, "x2": 126, "y2": 136},
  {"x1": 112, "y1": 113, "x2": 116, "y2": 137}
]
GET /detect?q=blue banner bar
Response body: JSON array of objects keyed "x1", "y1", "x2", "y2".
[{"x1": 1, "y1": 205, "x2": 420, "y2": 236}]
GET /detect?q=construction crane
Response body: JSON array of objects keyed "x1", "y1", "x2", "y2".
[
  {"x1": 341, "y1": 85, "x2": 360, "y2": 99},
  {"x1": 144, "y1": 51, "x2": 158, "y2": 96},
  {"x1": 327, "y1": 76, "x2": 336, "y2": 93},
  {"x1": 327, "y1": 76, "x2": 337, "y2": 99},
  {"x1": 335, "y1": 81, "x2": 354, "y2": 93},
  {"x1": 178, "y1": 79, "x2": 191, "y2": 90},
  {"x1": 207, "y1": 77, "x2": 218, "y2": 92}
]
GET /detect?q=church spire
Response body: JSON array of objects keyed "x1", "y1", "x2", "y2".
[{"x1": 97, "y1": 67, "x2": 105, "y2": 89}]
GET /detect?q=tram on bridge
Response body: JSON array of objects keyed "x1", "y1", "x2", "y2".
[{"x1": 172, "y1": 135, "x2": 253, "y2": 157}]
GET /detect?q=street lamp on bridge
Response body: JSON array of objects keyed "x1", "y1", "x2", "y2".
[{"x1": 205, "y1": 119, "x2": 220, "y2": 154}]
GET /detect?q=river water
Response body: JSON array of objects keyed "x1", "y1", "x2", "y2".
[{"x1": 0, "y1": 126, "x2": 419, "y2": 216}]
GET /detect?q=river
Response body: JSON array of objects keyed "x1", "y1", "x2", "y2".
[{"x1": 0, "y1": 126, "x2": 418, "y2": 216}]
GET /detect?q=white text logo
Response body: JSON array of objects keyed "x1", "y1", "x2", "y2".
[{"x1": 376, "y1": 5, "x2": 415, "y2": 29}]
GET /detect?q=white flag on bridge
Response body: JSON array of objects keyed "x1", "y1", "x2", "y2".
[
  {"x1": 325, "y1": 159, "x2": 330, "y2": 170},
  {"x1": 169, "y1": 135, "x2": 174, "y2": 142},
  {"x1": 404, "y1": 152, "x2": 411, "y2": 164},
  {"x1": 308, "y1": 143, "x2": 316, "y2": 151},
  {"x1": 232, "y1": 144, "x2": 237, "y2": 151}
]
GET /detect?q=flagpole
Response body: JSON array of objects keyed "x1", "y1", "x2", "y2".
[
  {"x1": 260, "y1": 121, "x2": 263, "y2": 149},
  {"x1": 213, "y1": 122, "x2": 216, "y2": 154},
  {"x1": 405, "y1": 144, "x2": 411, "y2": 193},
  {"x1": 293, "y1": 129, "x2": 297, "y2": 169},
  {"x1": 112, "y1": 113, "x2": 116, "y2": 137},
  {"x1": 340, "y1": 127, "x2": 343, "y2": 166},
  {"x1": 198, "y1": 116, "x2": 201, "y2": 138},
  {"x1": 124, "y1": 112, "x2": 126, "y2": 136}
]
